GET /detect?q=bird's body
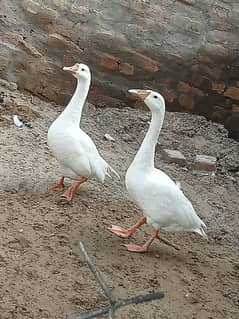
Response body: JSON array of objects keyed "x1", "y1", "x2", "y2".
[
  {"x1": 47, "y1": 63, "x2": 119, "y2": 201},
  {"x1": 48, "y1": 121, "x2": 113, "y2": 183},
  {"x1": 126, "y1": 166, "x2": 206, "y2": 236},
  {"x1": 110, "y1": 89, "x2": 207, "y2": 252}
]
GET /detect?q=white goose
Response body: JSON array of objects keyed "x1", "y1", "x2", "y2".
[
  {"x1": 47, "y1": 63, "x2": 119, "y2": 201},
  {"x1": 110, "y1": 89, "x2": 207, "y2": 252}
]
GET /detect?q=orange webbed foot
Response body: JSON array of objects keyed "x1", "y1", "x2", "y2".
[
  {"x1": 123, "y1": 229, "x2": 159, "y2": 253},
  {"x1": 48, "y1": 176, "x2": 65, "y2": 192},
  {"x1": 60, "y1": 178, "x2": 88, "y2": 202},
  {"x1": 108, "y1": 216, "x2": 147, "y2": 239},
  {"x1": 123, "y1": 243, "x2": 150, "y2": 253},
  {"x1": 60, "y1": 187, "x2": 75, "y2": 202},
  {"x1": 48, "y1": 183, "x2": 65, "y2": 192},
  {"x1": 108, "y1": 225, "x2": 135, "y2": 238}
]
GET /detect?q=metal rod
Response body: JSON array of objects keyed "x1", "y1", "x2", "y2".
[
  {"x1": 157, "y1": 235, "x2": 180, "y2": 251},
  {"x1": 79, "y1": 241, "x2": 114, "y2": 303},
  {"x1": 73, "y1": 291, "x2": 164, "y2": 319},
  {"x1": 75, "y1": 241, "x2": 165, "y2": 319}
]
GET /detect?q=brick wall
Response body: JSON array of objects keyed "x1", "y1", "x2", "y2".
[{"x1": 0, "y1": 0, "x2": 239, "y2": 140}]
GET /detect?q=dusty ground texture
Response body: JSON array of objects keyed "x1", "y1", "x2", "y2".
[{"x1": 0, "y1": 85, "x2": 238, "y2": 319}]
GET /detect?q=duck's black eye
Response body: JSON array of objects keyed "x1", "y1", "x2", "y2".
[
  {"x1": 81, "y1": 68, "x2": 85, "y2": 71},
  {"x1": 154, "y1": 95, "x2": 158, "y2": 99}
]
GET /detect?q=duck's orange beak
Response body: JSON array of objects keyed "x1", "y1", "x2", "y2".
[
  {"x1": 128, "y1": 89, "x2": 151, "y2": 101},
  {"x1": 63, "y1": 63, "x2": 79, "y2": 75}
]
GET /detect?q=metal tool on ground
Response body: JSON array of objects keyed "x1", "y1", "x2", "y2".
[{"x1": 72, "y1": 241, "x2": 165, "y2": 319}]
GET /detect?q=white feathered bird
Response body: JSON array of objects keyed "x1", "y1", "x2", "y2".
[
  {"x1": 109, "y1": 89, "x2": 207, "y2": 252},
  {"x1": 47, "y1": 63, "x2": 119, "y2": 201}
]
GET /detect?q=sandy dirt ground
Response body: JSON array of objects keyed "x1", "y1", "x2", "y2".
[{"x1": 0, "y1": 85, "x2": 238, "y2": 319}]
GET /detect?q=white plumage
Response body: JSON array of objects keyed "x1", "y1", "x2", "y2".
[
  {"x1": 110, "y1": 89, "x2": 207, "y2": 252},
  {"x1": 47, "y1": 63, "x2": 119, "y2": 201},
  {"x1": 126, "y1": 167, "x2": 206, "y2": 236}
]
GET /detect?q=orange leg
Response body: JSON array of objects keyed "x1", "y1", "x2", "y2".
[
  {"x1": 124, "y1": 229, "x2": 159, "y2": 253},
  {"x1": 61, "y1": 177, "x2": 88, "y2": 201},
  {"x1": 48, "y1": 176, "x2": 65, "y2": 191},
  {"x1": 109, "y1": 216, "x2": 146, "y2": 238}
]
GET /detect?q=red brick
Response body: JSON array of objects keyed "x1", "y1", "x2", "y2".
[
  {"x1": 212, "y1": 82, "x2": 225, "y2": 94},
  {"x1": 201, "y1": 43, "x2": 229, "y2": 60},
  {"x1": 166, "y1": 52, "x2": 183, "y2": 64},
  {"x1": 163, "y1": 88, "x2": 177, "y2": 103},
  {"x1": 178, "y1": 94, "x2": 194, "y2": 110},
  {"x1": 139, "y1": 55, "x2": 159, "y2": 72},
  {"x1": 200, "y1": 64, "x2": 222, "y2": 80},
  {"x1": 177, "y1": 81, "x2": 204, "y2": 96},
  {"x1": 100, "y1": 55, "x2": 119, "y2": 70},
  {"x1": 0, "y1": 32, "x2": 23, "y2": 45},
  {"x1": 160, "y1": 79, "x2": 171, "y2": 88},
  {"x1": 0, "y1": 32, "x2": 41, "y2": 57},
  {"x1": 194, "y1": 155, "x2": 217, "y2": 172},
  {"x1": 119, "y1": 62, "x2": 134, "y2": 75},
  {"x1": 224, "y1": 87, "x2": 239, "y2": 100},
  {"x1": 123, "y1": 48, "x2": 159, "y2": 72},
  {"x1": 198, "y1": 53, "x2": 212, "y2": 64},
  {"x1": 232, "y1": 104, "x2": 239, "y2": 112},
  {"x1": 63, "y1": 54, "x2": 75, "y2": 66},
  {"x1": 90, "y1": 94, "x2": 123, "y2": 108}
]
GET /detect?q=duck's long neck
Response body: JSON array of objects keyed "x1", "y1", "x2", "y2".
[
  {"x1": 132, "y1": 106, "x2": 165, "y2": 169},
  {"x1": 60, "y1": 78, "x2": 90, "y2": 125}
]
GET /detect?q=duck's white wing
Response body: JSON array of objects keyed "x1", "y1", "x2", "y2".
[
  {"x1": 64, "y1": 128, "x2": 119, "y2": 182},
  {"x1": 136, "y1": 169, "x2": 206, "y2": 237}
]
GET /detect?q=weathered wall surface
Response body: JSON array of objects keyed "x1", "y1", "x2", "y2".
[{"x1": 0, "y1": 0, "x2": 239, "y2": 139}]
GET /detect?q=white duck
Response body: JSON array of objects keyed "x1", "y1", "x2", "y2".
[
  {"x1": 109, "y1": 89, "x2": 207, "y2": 252},
  {"x1": 47, "y1": 63, "x2": 119, "y2": 201}
]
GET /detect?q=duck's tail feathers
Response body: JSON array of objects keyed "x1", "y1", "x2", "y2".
[
  {"x1": 106, "y1": 164, "x2": 120, "y2": 180},
  {"x1": 194, "y1": 223, "x2": 208, "y2": 241}
]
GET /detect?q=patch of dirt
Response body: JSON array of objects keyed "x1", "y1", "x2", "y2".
[
  {"x1": 0, "y1": 85, "x2": 238, "y2": 319},
  {"x1": 0, "y1": 89, "x2": 40, "y2": 126}
]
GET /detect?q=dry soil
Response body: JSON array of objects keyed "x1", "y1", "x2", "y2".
[{"x1": 0, "y1": 85, "x2": 238, "y2": 319}]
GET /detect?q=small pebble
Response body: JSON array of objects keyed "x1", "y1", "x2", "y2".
[
  {"x1": 8, "y1": 82, "x2": 18, "y2": 91},
  {"x1": 104, "y1": 133, "x2": 115, "y2": 141},
  {"x1": 13, "y1": 115, "x2": 23, "y2": 127}
]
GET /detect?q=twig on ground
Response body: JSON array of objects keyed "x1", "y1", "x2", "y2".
[
  {"x1": 75, "y1": 241, "x2": 165, "y2": 319},
  {"x1": 157, "y1": 235, "x2": 180, "y2": 251}
]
